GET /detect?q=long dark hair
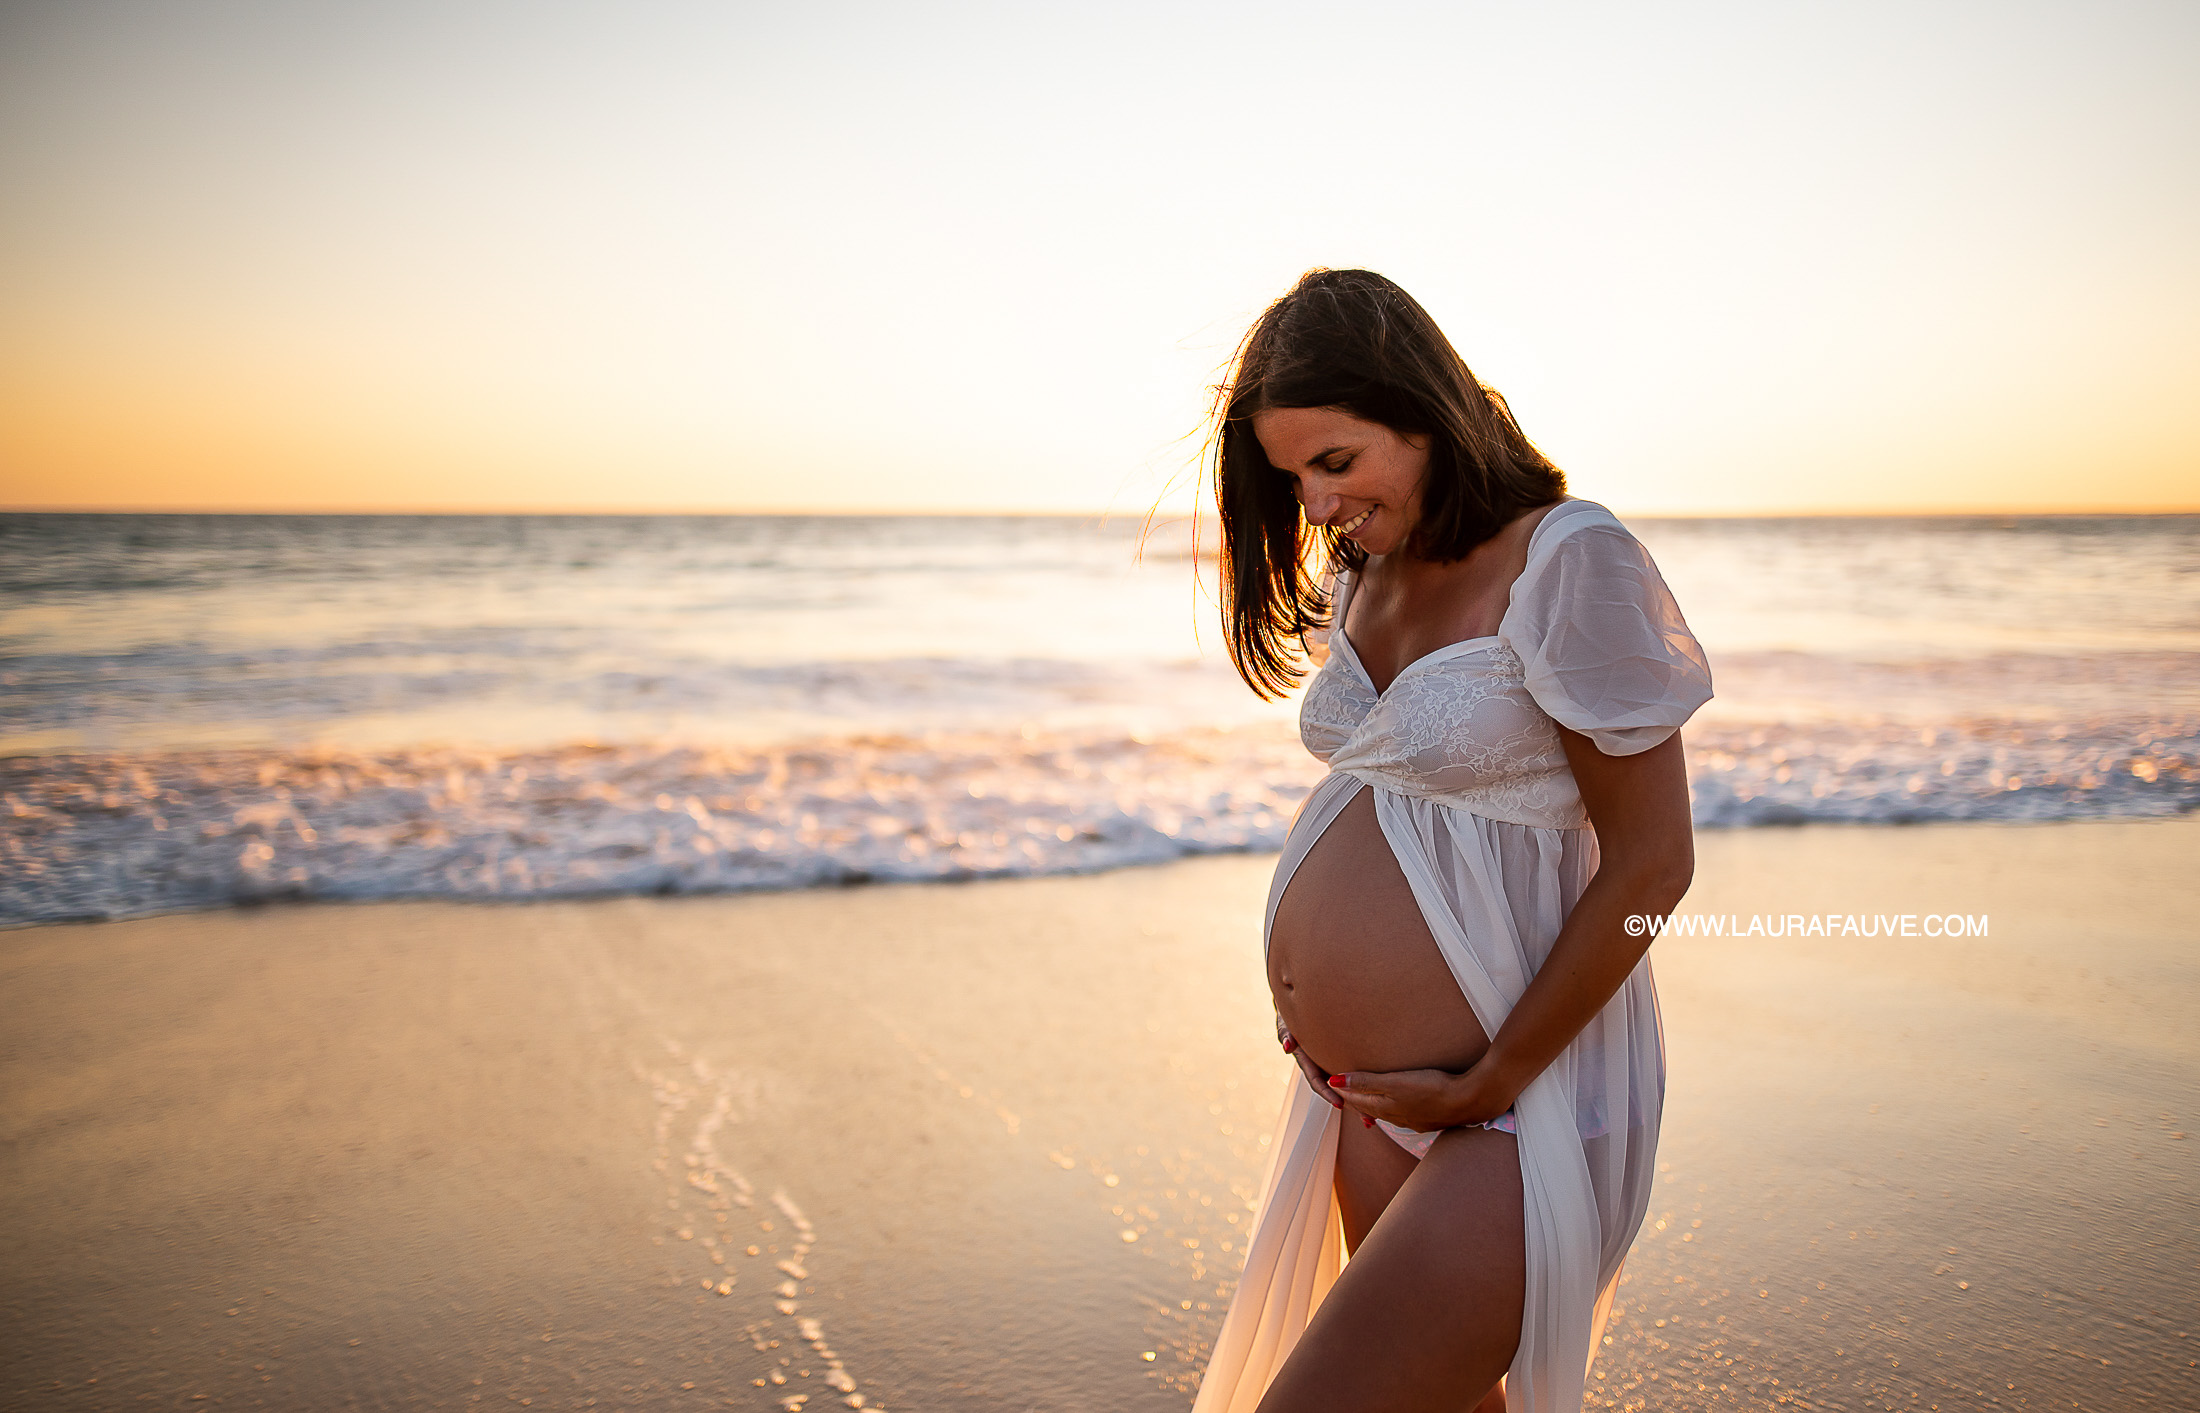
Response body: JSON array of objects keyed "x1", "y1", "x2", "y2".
[{"x1": 1213, "y1": 268, "x2": 1567, "y2": 698}]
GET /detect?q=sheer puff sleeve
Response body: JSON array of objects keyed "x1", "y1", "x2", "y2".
[{"x1": 1507, "y1": 510, "x2": 1713, "y2": 756}]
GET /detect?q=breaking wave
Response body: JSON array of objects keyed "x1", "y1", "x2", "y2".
[{"x1": 7, "y1": 710, "x2": 2194, "y2": 925}]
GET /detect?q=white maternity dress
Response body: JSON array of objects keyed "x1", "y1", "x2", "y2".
[{"x1": 1192, "y1": 498, "x2": 1714, "y2": 1413}]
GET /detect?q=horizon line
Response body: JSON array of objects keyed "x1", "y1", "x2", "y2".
[{"x1": 5, "y1": 502, "x2": 2199, "y2": 520}]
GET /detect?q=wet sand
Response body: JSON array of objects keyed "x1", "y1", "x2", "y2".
[{"x1": 2, "y1": 817, "x2": 2195, "y2": 1411}]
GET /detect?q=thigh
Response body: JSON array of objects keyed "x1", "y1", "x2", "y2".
[
  {"x1": 1335, "y1": 1109, "x2": 1422, "y2": 1254},
  {"x1": 1257, "y1": 1126, "x2": 1524, "y2": 1413}
]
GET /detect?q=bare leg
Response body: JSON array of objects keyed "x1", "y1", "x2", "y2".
[
  {"x1": 1257, "y1": 1125, "x2": 1524, "y2": 1413},
  {"x1": 1334, "y1": 1109, "x2": 1421, "y2": 1255},
  {"x1": 1334, "y1": 1121, "x2": 1510, "y2": 1412}
]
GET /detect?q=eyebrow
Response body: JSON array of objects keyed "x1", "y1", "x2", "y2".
[{"x1": 1272, "y1": 445, "x2": 1353, "y2": 474}]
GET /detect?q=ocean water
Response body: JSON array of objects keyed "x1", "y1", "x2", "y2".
[{"x1": 4, "y1": 510, "x2": 2196, "y2": 924}]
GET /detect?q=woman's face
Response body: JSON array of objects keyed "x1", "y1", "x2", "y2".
[{"x1": 1251, "y1": 405, "x2": 1430, "y2": 557}]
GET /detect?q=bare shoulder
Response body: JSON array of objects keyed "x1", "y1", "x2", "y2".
[
  {"x1": 1513, "y1": 496, "x2": 1571, "y2": 542},
  {"x1": 1477, "y1": 498, "x2": 1568, "y2": 578}
]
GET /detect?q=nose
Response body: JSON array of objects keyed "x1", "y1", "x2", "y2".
[{"x1": 1300, "y1": 486, "x2": 1341, "y2": 525}]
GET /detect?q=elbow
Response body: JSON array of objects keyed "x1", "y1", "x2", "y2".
[
  {"x1": 1654, "y1": 852, "x2": 1694, "y2": 912},
  {"x1": 1655, "y1": 832, "x2": 1695, "y2": 905},
  {"x1": 1612, "y1": 842, "x2": 1693, "y2": 915}
]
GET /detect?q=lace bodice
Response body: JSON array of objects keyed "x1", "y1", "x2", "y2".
[{"x1": 1298, "y1": 499, "x2": 1713, "y2": 829}]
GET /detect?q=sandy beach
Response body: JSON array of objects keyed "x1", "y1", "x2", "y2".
[{"x1": 4, "y1": 816, "x2": 2195, "y2": 1412}]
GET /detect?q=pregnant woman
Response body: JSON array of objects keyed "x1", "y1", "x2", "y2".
[{"x1": 1191, "y1": 270, "x2": 1713, "y2": 1413}]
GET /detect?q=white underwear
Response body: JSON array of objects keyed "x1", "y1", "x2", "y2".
[{"x1": 1376, "y1": 1109, "x2": 1518, "y2": 1158}]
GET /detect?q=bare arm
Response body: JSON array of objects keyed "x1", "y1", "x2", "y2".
[{"x1": 1327, "y1": 726, "x2": 1694, "y2": 1130}]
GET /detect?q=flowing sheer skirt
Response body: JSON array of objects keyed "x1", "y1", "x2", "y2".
[{"x1": 1192, "y1": 771, "x2": 1665, "y2": 1413}]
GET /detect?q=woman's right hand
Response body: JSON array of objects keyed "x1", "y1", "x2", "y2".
[{"x1": 1276, "y1": 1016, "x2": 1343, "y2": 1109}]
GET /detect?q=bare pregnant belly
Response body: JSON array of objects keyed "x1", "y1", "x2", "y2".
[{"x1": 1268, "y1": 788, "x2": 1491, "y2": 1079}]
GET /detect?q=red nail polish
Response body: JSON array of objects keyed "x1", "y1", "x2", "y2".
[
  {"x1": 1326, "y1": 1075, "x2": 1347, "y2": 1089},
  {"x1": 1363, "y1": 1115, "x2": 1375, "y2": 1128},
  {"x1": 1282, "y1": 1037, "x2": 1296, "y2": 1054}
]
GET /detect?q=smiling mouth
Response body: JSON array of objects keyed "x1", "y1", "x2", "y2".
[{"x1": 1337, "y1": 507, "x2": 1374, "y2": 535}]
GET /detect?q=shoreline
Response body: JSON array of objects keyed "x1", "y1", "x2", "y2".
[
  {"x1": 4, "y1": 815, "x2": 2195, "y2": 1409},
  {"x1": 10, "y1": 804, "x2": 2200, "y2": 934}
]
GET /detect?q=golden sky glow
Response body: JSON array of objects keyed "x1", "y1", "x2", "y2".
[{"x1": 3, "y1": 1, "x2": 2196, "y2": 515}]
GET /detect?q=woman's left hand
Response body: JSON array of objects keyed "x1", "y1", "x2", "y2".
[{"x1": 1325, "y1": 1057, "x2": 1518, "y2": 1134}]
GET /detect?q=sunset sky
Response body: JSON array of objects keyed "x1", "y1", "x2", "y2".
[{"x1": 3, "y1": 0, "x2": 2195, "y2": 516}]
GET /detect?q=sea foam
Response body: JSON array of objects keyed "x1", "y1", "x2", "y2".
[{"x1": 6, "y1": 711, "x2": 2193, "y2": 924}]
